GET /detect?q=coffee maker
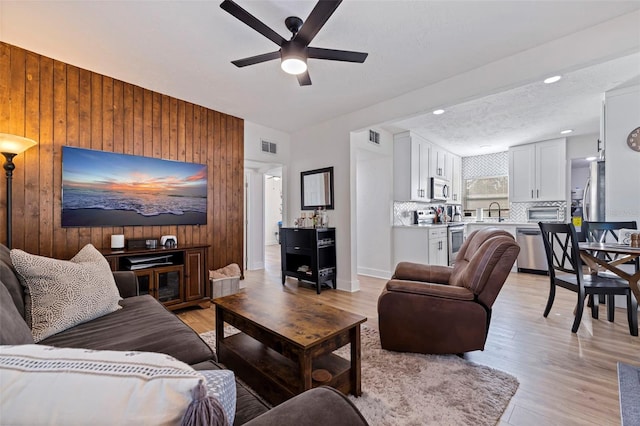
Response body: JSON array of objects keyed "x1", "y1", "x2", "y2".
[{"x1": 447, "y1": 205, "x2": 463, "y2": 222}]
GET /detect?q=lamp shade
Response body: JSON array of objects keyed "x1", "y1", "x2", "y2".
[{"x1": 0, "y1": 133, "x2": 38, "y2": 155}]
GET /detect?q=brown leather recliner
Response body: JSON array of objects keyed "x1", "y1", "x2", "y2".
[{"x1": 378, "y1": 227, "x2": 520, "y2": 354}]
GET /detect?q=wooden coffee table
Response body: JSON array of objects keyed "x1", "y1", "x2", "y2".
[{"x1": 213, "y1": 289, "x2": 367, "y2": 405}]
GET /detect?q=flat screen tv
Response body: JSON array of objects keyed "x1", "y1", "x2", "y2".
[{"x1": 61, "y1": 146, "x2": 207, "y2": 227}]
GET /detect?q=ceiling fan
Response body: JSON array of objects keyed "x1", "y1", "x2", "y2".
[{"x1": 220, "y1": 0, "x2": 368, "y2": 86}]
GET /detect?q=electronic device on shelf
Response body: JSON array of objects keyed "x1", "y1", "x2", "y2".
[{"x1": 161, "y1": 235, "x2": 177, "y2": 248}]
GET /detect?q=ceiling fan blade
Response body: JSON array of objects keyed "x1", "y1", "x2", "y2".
[
  {"x1": 220, "y1": 0, "x2": 286, "y2": 46},
  {"x1": 308, "y1": 47, "x2": 368, "y2": 63},
  {"x1": 297, "y1": 71, "x2": 312, "y2": 86},
  {"x1": 231, "y1": 51, "x2": 281, "y2": 68},
  {"x1": 295, "y1": 0, "x2": 342, "y2": 46}
]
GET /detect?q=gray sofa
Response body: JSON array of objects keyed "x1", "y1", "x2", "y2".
[{"x1": 0, "y1": 244, "x2": 368, "y2": 426}]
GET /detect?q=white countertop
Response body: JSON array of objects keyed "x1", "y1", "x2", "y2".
[
  {"x1": 393, "y1": 224, "x2": 449, "y2": 229},
  {"x1": 464, "y1": 221, "x2": 539, "y2": 227}
]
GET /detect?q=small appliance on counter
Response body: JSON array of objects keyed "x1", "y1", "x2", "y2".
[
  {"x1": 413, "y1": 209, "x2": 436, "y2": 225},
  {"x1": 446, "y1": 205, "x2": 463, "y2": 222}
]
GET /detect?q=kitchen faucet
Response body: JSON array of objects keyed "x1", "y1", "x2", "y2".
[{"x1": 488, "y1": 202, "x2": 503, "y2": 222}]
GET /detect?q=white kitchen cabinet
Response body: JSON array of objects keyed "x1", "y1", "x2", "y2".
[
  {"x1": 394, "y1": 132, "x2": 431, "y2": 201},
  {"x1": 450, "y1": 154, "x2": 462, "y2": 203},
  {"x1": 509, "y1": 138, "x2": 566, "y2": 202},
  {"x1": 431, "y1": 145, "x2": 449, "y2": 179},
  {"x1": 427, "y1": 227, "x2": 448, "y2": 266},
  {"x1": 393, "y1": 226, "x2": 449, "y2": 267}
]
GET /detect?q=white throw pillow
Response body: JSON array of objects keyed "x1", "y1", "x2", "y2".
[
  {"x1": 200, "y1": 369, "x2": 237, "y2": 424},
  {"x1": 0, "y1": 345, "x2": 216, "y2": 425},
  {"x1": 10, "y1": 244, "x2": 122, "y2": 342}
]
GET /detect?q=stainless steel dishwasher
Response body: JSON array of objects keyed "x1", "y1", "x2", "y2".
[{"x1": 516, "y1": 228, "x2": 548, "y2": 274}]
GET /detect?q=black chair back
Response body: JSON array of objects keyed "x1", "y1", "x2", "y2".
[
  {"x1": 584, "y1": 221, "x2": 639, "y2": 269},
  {"x1": 538, "y1": 222, "x2": 583, "y2": 282}
]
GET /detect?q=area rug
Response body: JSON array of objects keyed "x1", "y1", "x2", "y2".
[
  {"x1": 618, "y1": 362, "x2": 640, "y2": 426},
  {"x1": 200, "y1": 325, "x2": 518, "y2": 425}
]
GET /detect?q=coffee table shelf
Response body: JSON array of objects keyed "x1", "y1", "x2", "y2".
[
  {"x1": 218, "y1": 332, "x2": 351, "y2": 405},
  {"x1": 213, "y1": 289, "x2": 366, "y2": 406}
]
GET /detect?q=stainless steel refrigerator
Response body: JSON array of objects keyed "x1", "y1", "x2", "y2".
[{"x1": 577, "y1": 160, "x2": 605, "y2": 240}]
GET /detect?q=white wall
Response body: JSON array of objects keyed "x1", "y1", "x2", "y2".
[
  {"x1": 244, "y1": 169, "x2": 265, "y2": 270},
  {"x1": 244, "y1": 121, "x2": 290, "y2": 270},
  {"x1": 604, "y1": 85, "x2": 640, "y2": 223},
  {"x1": 567, "y1": 132, "x2": 599, "y2": 160},
  {"x1": 287, "y1": 12, "x2": 640, "y2": 292},
  {"x1": 264, "y1": 175, "x2": 282, "y2": 246},
  {"x1": 354, "y1": 128, "x2": 394, "y2": 279}
]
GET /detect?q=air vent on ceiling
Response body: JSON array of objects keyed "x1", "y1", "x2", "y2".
[
  {"x1": 369, "y1": 130, "x2": 380, "y2": 145},
  {"x1": 261, "y1": 140, "x2": 277, "y2": 154}
]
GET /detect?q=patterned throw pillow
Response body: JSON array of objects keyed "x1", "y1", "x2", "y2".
[
  {"x1": 10, "y1": 244, "x2": 122, "y2": 342},
  {"x1": 200, "y1": 369, "x2": 237, "y2": 424},
  {"x1": 0, "y1": 345, "x2": 218, "y2": 425}
]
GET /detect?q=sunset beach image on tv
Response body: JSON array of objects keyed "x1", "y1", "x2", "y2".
[{"x1": 62, "y1": 147, "x2": 207, "y2": 227}]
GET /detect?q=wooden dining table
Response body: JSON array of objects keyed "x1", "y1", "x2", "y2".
[{"x1": 579, "y1": 242, "x2": 640, "y2": 303}]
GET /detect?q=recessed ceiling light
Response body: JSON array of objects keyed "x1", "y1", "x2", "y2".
[
  {"x1": 479, "y1": 145, "x2": 492, "y2": 149},
  {"x1": 560, "y1": 129, "x2": 573, "y2": 134},
  {"x1": 585, "y1": 156, "x2": 597, "y2": 161},
  {"x1": 432, "y1": 109, "x2": 445, "y2": 115},
  {"x1": 544, "y1": 75, "x2": 562, "y2": 84}
]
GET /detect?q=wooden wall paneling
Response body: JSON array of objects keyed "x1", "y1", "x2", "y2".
[
  {"x1": 177, "y1": 100, "x2": 188, "y2": 247},
  {"x1": 90, "y1": 72, "x2": 103, "y2": 247},
  {"x1": 76, "y1": 68, "x2": 92, "y2": 250},
  {"x1": 210, "y1": 110, "x2": 221, "y2": 269},
  {"x1": 63, "y1": 65, "x2": 80, "y2": 258},
  {"x1": 37, "y1": 56, "x2": 54, "y2": 256},
  {"x1": 132, "y1": 85, "x2": 144, "y2": 240},
  {"x1": 50, "y1": 61, "x2": 66, "y2": 257},
  {"x1": 1, "y1": 43, "x2": 245, "y2": 283},
  {"x1": 190, "y1": 103, "x2": 200, "y2": 246},
  {"x1": 160, "y1": 94, "x2": 171, "y2": 241},
  {"x1": 111, "y1": 79, "x2": 125, "y2": 243},
  {"x1": 101, "y1": 76, "x2": 114, "y2": 248},
  {"x1": 122, "y1": 83, "x2": 135, "y2": 240},
  {"x1": 8, "y1": 46, "x2": 26, "y2": 250},
  {"x1": 184, "y1": 102, "x2": 193, "y2": 246},
  {"x1": 0, "y1": 44, "x2": 10, "y2": 245},
  {"x1": 23, "y1": 51, "x2": 41, "y2": 254},
  {"x1": 151, "y1": 91, "x2": 162, "y2": 241},
  {"x1": 234, "y1": 117, "x2": 244, "y2": 275}
]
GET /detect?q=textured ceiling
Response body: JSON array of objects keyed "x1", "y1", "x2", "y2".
[
  {"x1": 1, "y1": 1, "x2": 640, "y2": 149},
  {"x1": 389, "y1": 53, "x2": 640, "y2": 156}
]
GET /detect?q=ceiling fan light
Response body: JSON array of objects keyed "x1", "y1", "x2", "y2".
[{"x1": 281, "y1": 56, "x2": 307, "y2": 75}]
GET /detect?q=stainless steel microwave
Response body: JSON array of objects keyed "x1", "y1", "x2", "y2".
[{"x1": 430, "y1": 177, "x2": 450, "y2": 201}]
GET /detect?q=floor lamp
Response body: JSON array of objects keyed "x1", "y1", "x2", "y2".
[{"x1": 0, "y1": 133, "x2": 38, "y2": 249}]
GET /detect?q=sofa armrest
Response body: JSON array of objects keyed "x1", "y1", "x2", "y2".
[
  {"x1": 392, "y1": 261, "x2": 453, "y2": 284},
  {"x1": 112, "y1": 271, "x2": 138, "y2": 298},
  {"x1": 386, "y1": 279, "x2": 475, "y2": 301},
  {"x1": 243, "y1": 387, "x2": 368, "y2": 426}
]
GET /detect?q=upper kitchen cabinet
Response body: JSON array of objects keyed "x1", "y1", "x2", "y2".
[
  {"x1": 450, "y1": 154, "x2": 462, "y2": 203},
  {"x1": 431, "y1": 145, "x2": 449, "y2": 180},
  {"x1": 509, "y1": 138, "x2": 566, "y2": 202},
  {"x1": 394, "y1": 132, "x2": 431, "y2": 201}
]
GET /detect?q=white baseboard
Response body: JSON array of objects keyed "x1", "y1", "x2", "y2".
[
  {"x1": 357, "y1": 267, "x2": 392, "y2": 280},
  {"x1": 247, "y1": 261, "x2": 264, "y2": 271}
]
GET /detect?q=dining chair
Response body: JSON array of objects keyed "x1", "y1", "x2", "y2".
[
  {"x1": 539, "y1": 222, "x2": 637, "y2": 336},
  {"x1": 584, "y1": 221, "x2": 639, "y2": 270}
]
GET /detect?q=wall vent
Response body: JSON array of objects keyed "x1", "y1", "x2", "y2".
[
  {"x1": 369, "y1": 130, "x2": 380, "y2": 145},
  {"x1": 261, "y1": 140, "x2": 277, "y2": 154}
]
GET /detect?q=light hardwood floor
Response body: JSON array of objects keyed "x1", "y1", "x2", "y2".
[{"x1": 177, "y1": 245, "x2": 640, "y2": 425}]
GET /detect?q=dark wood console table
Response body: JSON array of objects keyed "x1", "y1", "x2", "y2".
[
  {"x1": 102, "y1": 244, "x2": 210, "y2": 311},
  {"x1": 280, "y1": 227, "x2": 336, "y2": 294}
]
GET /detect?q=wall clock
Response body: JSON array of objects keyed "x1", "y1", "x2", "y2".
[{"x1": 628, "y1": 126, "x2": 640, "y2": 152}]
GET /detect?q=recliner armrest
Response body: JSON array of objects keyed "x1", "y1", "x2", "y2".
[
  {"x1": 386, "y1": 279, "x2": 475, "y2": 301},
  {"x1": 392, "y1": 262, "x2": 453, "y2": 284},
  {"x1": 112, "y1": 271, "x2": 138, "y2": 298},
  {"x1": 243, "y1": 386, "x2": 368, "y2": 426}
]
